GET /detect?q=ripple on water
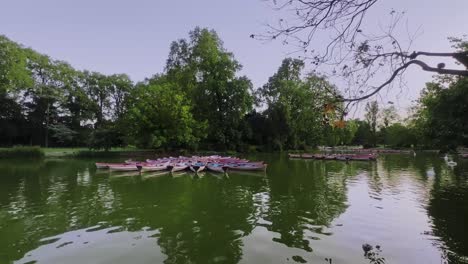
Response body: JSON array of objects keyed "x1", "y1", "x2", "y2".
[{"x1": 15, "y1": 226, "x2": 164, "y2": 264}]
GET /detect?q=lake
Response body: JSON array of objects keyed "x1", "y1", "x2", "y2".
[{"x1": 0, "y1": 153, "x2": 467, "y2": 264}]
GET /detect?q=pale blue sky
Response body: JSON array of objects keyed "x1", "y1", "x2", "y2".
[{"x1": 1, "y1": 0, "x2": 467, "y2": 117}]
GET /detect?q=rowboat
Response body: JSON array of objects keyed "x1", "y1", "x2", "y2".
[
  {"x1": 206, "y1": 163, "x2": 226, "y2": 173},
  {"x1": 95, "y1": 163, "x2": 111, "y2": 169},
  {"x1": 108, "y1": 164, "x2": 139, "y2": 171},
  {"x1": 349, "y1": 154, "x2": 377, "y2": 161},
  {"x1": 168, "y1": 163, "x2": 188, "y2": 172},
  {"x1": 335, "y1": 156, "x2": 349, "y2": 161},
  {"x1": 139, "y1": 162, "x2": 170, "y2": 172},
  {"x1": 189, "y1": 162, "x2": 206, "y2": 173}
]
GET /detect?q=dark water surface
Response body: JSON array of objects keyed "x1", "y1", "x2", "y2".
[{"x1": 1, "y1": 153, "x2": 468, "y2": 264}]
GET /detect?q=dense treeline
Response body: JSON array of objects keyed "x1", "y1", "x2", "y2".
[{"x1": 1, "y1": 29, "x2": 467, "y2": 151}]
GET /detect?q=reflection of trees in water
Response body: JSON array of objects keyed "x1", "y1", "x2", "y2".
[
  {"x1": 261, "y1": 160, "x2": 350, "y2": 252},
  {"x1": 0, "y1": 159, "x2": 100, "y2": 261},
  {"x1": 114, "y1": 175, "x2": 264, "y2": 264},
  {"x1": 0, "y1": 160, "x2": 267, "y2": 263},
  {"x1": 427, "y1": 159, "x2": 468, "y2": 264},
  {"x1": 3, "y1": 155, "x2": 467, "y2": 264}
]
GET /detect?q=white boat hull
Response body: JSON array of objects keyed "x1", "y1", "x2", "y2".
[{"x1": 108, "y1": 166, "x2": 139, "y2": 171}]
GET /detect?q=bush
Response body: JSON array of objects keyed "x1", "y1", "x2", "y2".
[
  {"x1": 75, "y1": 150, "x2": 120, "y2": 158},
  {"x1": 0, "y1": 146, "x2": 44, "y2": 158}
]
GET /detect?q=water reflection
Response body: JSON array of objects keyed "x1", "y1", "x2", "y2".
[{"x1": 0, "y1": 154, "x2": 466, "y2": 263}]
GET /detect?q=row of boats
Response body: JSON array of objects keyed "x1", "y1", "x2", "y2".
[
  {"x1": 95, "y1": 155, "x2": 267, "y2": 173},
  {"x1": 288, "y1": 153, "x2": 378, "y2": 161}
]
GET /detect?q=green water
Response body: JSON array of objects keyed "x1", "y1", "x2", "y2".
[{"x1": 0, "y1": 154, "x2": 467, "y2": 264}]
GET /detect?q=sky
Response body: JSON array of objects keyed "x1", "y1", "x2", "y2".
[{"x1": 1, "y1": 0, "x2": 467, "y2": 118}]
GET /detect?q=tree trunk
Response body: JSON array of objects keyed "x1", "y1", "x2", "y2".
[{"x1": 45, "y1": 102, "x2": 49, "y2": 148}]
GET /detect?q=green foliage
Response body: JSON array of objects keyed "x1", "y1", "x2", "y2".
[
  {"x1": 6, "y1": 31, "x2": 461, "y2": 152},
  {"x1": 49, "y1": 124, "x2": 78, "y2": 146},
  {"x1": 384, "y1": 123, "x2": 415, "y2": 148},
  {"x1": 365, "y1": 101, "x2": 379, "y2": 147},
  {"x1": 352, "y1": 120, "x2": 372, "y2": 147},
  {"x1": 413, "y1": 78, "x2": 468, "y2": 149},
  {"x1": 255, "y1": 58, "x2": 335, "y2": 150},
  {"x1": 0, "y1": 36, "x2": 32, "y2": 93},
  {"x1": 0, "y1": 146, "x2": 44, "y2": 158},
  {"x1": 165, "y1": 27, "x2": 253, "y2": 149},
  {"x1": 126, "y1": 80, "x2": 204, "y2": 149},
  {"x1": 88, "y1": 126, "x2": 123, "y2": 151}
]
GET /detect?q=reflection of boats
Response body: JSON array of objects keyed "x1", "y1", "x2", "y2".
[
  {"x1": 224, "y1": 163, "x2": 267, "y2": 171},
  {"x1": 206, "y1": 172, "x2": 226, "y2": 179},
  {"x1": 108, "y1": 164, "x2": 139, "y2": 171},
  {"x1": 191, "y1": 172, "x2": 206, "y2": 179},
  {"x1": 109, "y1": 171, "x2": 140, "y2": 177},
  {"x1": 289, "y1": 153, "x2": 377, "y2": 161},
  {"x1": 141, "y1": 171, "x2": 170, "y2": 179},
  {"x1": 171, "y1": 172, "x2": 187, "y2": 178},
  {"x1": 226, "y1": 170, "x2": 266, "y2": 177}
]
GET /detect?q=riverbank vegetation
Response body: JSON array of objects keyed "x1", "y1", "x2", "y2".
[
  {"x1": 1, "y1": 30, "x2": 467, "y2": 152},
  {"x1": 0, "y1": 146, "x2": 44, "y2": 158}
]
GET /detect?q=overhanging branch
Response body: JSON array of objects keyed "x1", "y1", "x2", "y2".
[{"x1": 341, "y1": 59, "x2": 468, "y2": 102}]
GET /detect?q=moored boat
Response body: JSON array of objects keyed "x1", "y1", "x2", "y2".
[
  {"x1": 189, "y1": 162, "x2": 206, "y2": 173},
  {"x1": 139, "y1": 162, "x2": 170, "y2": 172},
  {"x1": 95, "y1": 162, "x2": 111, "y2": 169},
  {"x1": 301, "y1": 154, "x2": 314, "y2": 159},
  {"x1": 348, "y1": 154, "x2": 377, "y2": 161},
  {"x1": 169, "y1": 163, "x2": 189, "y2": 172},
  {"x1": 206, "y1": 163, "x2": 226, "y2": 173}
]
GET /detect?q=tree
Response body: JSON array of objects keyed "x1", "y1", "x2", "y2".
[
  {"x1": 254, "y1": 1, "x2": 468, "y2": 105},
  {"x1": 23, "y1": 50, "x2": 66, "y2": 147},
  {"x1": 384, "y1": 123, "x2": 414, "y2": 148},
  {"x1": 0, "y1": 35, "x2": 32, "y2": 93},
  {"x1": 126, "y1": 80, "x2": 204, "y2": 149},
  {"x1": 257, "y1": 58, "x2": 337, "y2": 149},
  {"x1": 413, "y1": 77, "x2": 468, "y2": 149},
  {"x1": 49, "y1": 124, "x2": 78, "y2": 146},
  {"x1": 165, "y1": 27, "x2": 254, "y2": 149},
  {"x1": 379, "y1": 106, "x2": 399, "y2": 128},
  {"x1": 352, "y1": 120, "x2": 372, "y2": 146},
  {"x1": 365, "y1": 101, "x2": 379, "y2": 146}
]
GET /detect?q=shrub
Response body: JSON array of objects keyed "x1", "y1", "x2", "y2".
[{"x1": 0, "y1": 146, "x2": 44, "y2": 158}]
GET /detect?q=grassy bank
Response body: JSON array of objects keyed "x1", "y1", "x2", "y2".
[
  {"x1": 0, "y1": 147, "x2": 155, "y2": 158},
  {"x1": 43, "y1": 147, "x2": 154, "y2": 158},
  {"x1": 0, "y1": 146, "x2": 45, "y2": 158}
]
